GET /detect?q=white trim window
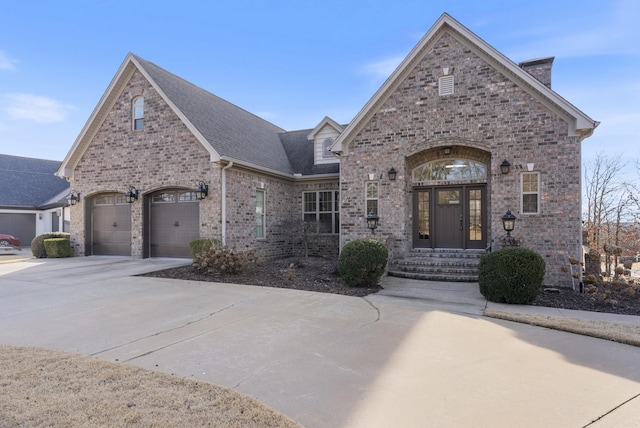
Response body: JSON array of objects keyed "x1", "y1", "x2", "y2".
[
  {"x1": 256, "y1": 189, "x2": 265, "y2": 238},
  {"x1": 303, "y1": 190, "x2": 339, "y2": 234},
  {"x1": 521, "y1": 172, "x2": 540, "y2": 214},
  {"x1": 133, "y1": 96, "x2": 144, "y2": 130},
  {"x1": 366, "y1": 181, "x2": 379, "y2": 215}
]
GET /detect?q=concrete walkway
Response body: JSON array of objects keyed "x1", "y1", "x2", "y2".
[{"x1": 0, "y1": 256, "x2": 639, "y2": 427}]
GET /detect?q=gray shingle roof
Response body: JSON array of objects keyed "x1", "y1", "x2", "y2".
[
  {"x1": 279, "y1": 130, "x2": 339, "y2": 176},
  {"x1": 133, "y1": 55, "x2": 296, "y2": 174},
  {"x1": 0, "y1": 154, "x2": 70, "y2": 208}
]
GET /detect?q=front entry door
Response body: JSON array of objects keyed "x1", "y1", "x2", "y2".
[
  {"x1": 435, "y1": 188, "x2": 463, "y2": 248},
  {"x1": 413, "y1": 185, "x2": 486, "y2": 249}
]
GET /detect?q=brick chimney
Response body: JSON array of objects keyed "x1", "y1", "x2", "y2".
[{"x1": 518, "y1": 57, "x2": 554, "y2": 88}]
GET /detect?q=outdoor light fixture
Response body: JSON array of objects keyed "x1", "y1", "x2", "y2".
[
  {"x1": 387, "y1": 167, "x2": 397, "y2": 181},
  {"x1": 500, "y1": 159, "x2": 511, "y2": 175},
  {"x1": 195, "y1": 181, "x2": 209, "y2": 200},
  {"x1": 502, "y1": 209, "x2": 516, "y2": 237},
  {"x1": 366, "y1": 211, "x2": 379, "y2": 232},
  {"x1": 124, "y1": 186, "x2": 139, "y2": 204},
  {"x1": 443, "y1": 147, "x2": 452, "y2": 155},
  {"x1": 69, "y1": 190, "x2": 80, "y2": 206}
]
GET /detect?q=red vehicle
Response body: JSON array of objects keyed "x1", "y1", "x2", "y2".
[{"x1": 0, "y1": 234, "x2": 20, "y2": 247}]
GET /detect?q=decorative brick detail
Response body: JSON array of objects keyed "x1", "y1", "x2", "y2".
[{"x1": 339, "y1": 33, "x2": 581, "y2": 287}]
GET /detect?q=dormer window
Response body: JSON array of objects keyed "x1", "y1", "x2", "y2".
[
  {"x1": 133, "y1": 96, "x2": 144, "y2": 130},
  {"x1": 322, "y1": 137, "x2": 334, "y2": 158}
]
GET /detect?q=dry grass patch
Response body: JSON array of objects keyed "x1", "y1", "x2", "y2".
[
  {"x1": 484, "y1": 309, "x2": 640, "y2": 347},
  {"x1": 0, "y1": 344, "x2": 301, "y2": 427}
]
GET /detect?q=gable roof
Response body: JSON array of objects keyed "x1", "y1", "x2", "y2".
[
  {"x1": 0, "y1": 154, "x2": 70, "y2": 209},
  {"x1": 58, "y1": 53, "x2": 294, "y2": 179},
  {"x1": 332, "y1": 13, "x2": 599, "y2": 155},
  {"x1": 307, "y1": 116, "x2": 344, "y2": 141}
]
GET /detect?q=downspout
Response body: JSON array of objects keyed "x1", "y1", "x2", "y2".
[{"x1": 221, "y1": 161, "x2": 233, "y2": 246}]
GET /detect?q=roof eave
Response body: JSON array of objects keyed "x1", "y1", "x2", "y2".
[{"x1": 292, "y1": 173, "x2": 340, "y2": 182}]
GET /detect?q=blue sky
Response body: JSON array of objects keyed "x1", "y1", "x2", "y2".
[{"x1": 0, "y1": 0, "x2": 638, "y2": 173}]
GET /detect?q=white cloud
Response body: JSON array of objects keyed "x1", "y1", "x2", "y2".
[
  {"x1": 507, "y1": 1, "x2": 640, "y2": 59},
  {"x1": 3, "y1": 93, "x2": 73, "y2": 123},
  {"x1": 362, "y1": 55, "x2": 405, "y2": 79},
  {"x1": 0, "y1": 50, "x2": 18, "y2": 71}
]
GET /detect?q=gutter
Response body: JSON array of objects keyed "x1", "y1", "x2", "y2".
[{"x1": 221, "y1": 161, "x2": 233, "y2": 246}]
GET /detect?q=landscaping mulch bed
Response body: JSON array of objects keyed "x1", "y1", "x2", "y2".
[{"x1": 143, "y1": 257, "x2": 640, "y2": 316}]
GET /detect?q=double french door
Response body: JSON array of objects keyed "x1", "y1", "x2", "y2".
[{"x1": 413, "y1": 185, "x2": 486, "y2": 249}]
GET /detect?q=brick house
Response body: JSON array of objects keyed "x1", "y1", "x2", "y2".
[{"x1": 57, "y1": 14, "x2": 598, "y2": 287}]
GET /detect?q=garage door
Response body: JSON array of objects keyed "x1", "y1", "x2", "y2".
[
  {"x1": 0, "y1": 213, "x2": 36, "y2": 246},
  {"x1": 149, "y1": 190, "x2": 199, "y2": 258},
  {"x1": 92, "y1": 194, "x2": 131, "y2": 256}
]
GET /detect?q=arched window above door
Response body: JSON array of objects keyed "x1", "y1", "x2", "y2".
[{"x1": 412, "y1": 159, "x2": 487, "y2": 184}]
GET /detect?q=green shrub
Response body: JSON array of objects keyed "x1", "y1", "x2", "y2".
[
  {"x1": 43, "y1": 238, "x2": 71, "y2": 258},
  {"x1": 189, "y1": 238, "x2": 218, "y2": 259},
  {"x1": 478, "y1": 248, "x2": 546, "y2": 304},
  {"x1": 31, "y1": 232, "x2": 70, "y2": 258},
  {"x1": 192, "y1": 243, "x2": 258, "y2": 275},
  {"x1": 338, "y1": 239, "x2": 388, "y2": 287}
]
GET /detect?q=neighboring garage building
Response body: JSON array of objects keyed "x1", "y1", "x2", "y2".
[{"x1": 0, "y1": 154, "x2": 70, "y2": 246}]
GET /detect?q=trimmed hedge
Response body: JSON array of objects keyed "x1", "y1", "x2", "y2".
[
  {"x1": 189, "y1": 238, "x2": 218, "y2": 259},
  {"x1": 43, "y1": 238, "x2": 71, "y2": 258},
  {"x1": 338, "y1": 238, "x2": 388, "y2": 287},
  {"x1": 478, "y1": 247, "x2": 546, "y2": 304},
  {"x1": 31, "y1": 232, "x2": 70, "y2": 258}
]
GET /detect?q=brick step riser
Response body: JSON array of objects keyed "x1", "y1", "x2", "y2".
[
  {"x1": 391, "y1": 267, "x2": 479, "y2": 275},
  {"x1": 393, "y1": 260, "x2": 480, "y2": 268},
  {"x1": 388, "y1": 271, "x2": 478, "y2": 282},
  {"x1": 389, "y1": 249, "x2": 485, "y2": 282}
]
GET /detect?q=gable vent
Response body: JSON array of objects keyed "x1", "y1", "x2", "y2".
[{"x1": 439, "y1": 75, "x2": 454, "y2": 96}]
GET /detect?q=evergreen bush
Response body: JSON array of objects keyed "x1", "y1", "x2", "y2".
[
  {"x1": 31, "y1": 232, "x2": 70, "y2": 258},
  {"x1": 43, "y1": 238, "x2": 71, "y2": 258},
  {"x1": 189, "y1": 238, "x2": 218, "y2": 259},
  {"x1": 337, "y1": 238, "x2": 388, "y2": 287},
  {"x1": 478, "y1": 247, "x2": 545, "y2": 304}
]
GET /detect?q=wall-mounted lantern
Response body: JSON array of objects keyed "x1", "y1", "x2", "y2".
[
  {"x1": 501, "y1": 209, "x2": 516, "y2": 237},
  {"x1": 69, "y1": 190, "x2": 81, "y2": 206},
  {"x1": 443, "y1": 147, "x2": 452, "y2": 155},
  {"x1": 500, "y1": 159, "x2": 511, "y2": 175},
  {"x1": 124, "y1": 186, "x2": 139, "y2": 204},
  {"x1": 367, "y1": 211, "x2": 379, "y2": 232},
  {"x1": 195, "y1": 181, "x2": 209, "y2": 200},
  {"x1": 387, "y1": 167, "x2": 397, "y2": 181}
]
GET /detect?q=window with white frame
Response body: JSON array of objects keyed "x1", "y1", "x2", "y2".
[
  {"x1": 133, "y1": 96, "x2": 144, "y2": 130},
  {"x1": 303, "y1": 190, "x2": 339, "y2": 234},
  {"x1": 366, "y1": 181, "x2": 379, "y2": 215},
  {"x1": 256, "y1": 190, "x2": 265, "y2": 238},
  {"x1": 322, "y1": 137, "x2": 334, "y2": 158},
  {"x1": 521, "y1": 172, "x2": 540, "y2": 214}
]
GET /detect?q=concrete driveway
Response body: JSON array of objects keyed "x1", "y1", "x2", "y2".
[{"x1": 1, "y1": 256, "x2": 639, "y2": 427}]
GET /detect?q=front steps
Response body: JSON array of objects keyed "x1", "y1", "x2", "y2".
[{"x1": 388, "y1": 248, "x2": 485, "y2": 282}]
